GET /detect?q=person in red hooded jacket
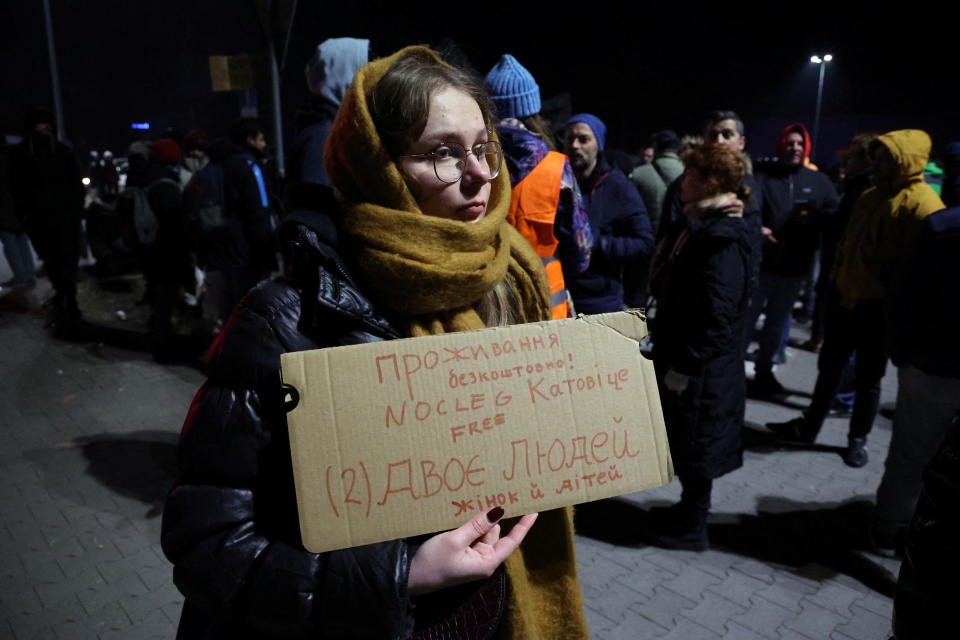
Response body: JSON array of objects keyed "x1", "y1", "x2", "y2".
[{"x1": 747, "y1": 123, "x2": 839, "y2": 397}]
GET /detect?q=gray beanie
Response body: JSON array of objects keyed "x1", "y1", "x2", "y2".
[{"x1": 484, "y1": 54, "x2": 541, "y2": 119}]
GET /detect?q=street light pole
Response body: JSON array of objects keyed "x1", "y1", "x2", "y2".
[
  {"x1": 42, "y1": 0, "x2": 66, "y2": 142},
  {"x1": 810, "y1": 54, "x2": 833, "y2": 165}
]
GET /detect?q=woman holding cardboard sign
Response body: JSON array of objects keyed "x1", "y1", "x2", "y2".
[
  {"x1": 162, "y1": 46, "x2": 588, "y2": 639},
  {"x1": 648, "y1": 143, "x2": 752, "y2": 551}
]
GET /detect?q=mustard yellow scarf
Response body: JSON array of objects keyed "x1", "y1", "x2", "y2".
[
  {"x1": 324, "y1": 46, "x2": 549, "y2": 337},
  {"x1": 324, "y1": 46, "x2": 588, "y2": 639}
]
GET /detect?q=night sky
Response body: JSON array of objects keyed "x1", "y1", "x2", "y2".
[{"x1": 2, "y1": 1, "x2": 957, "y2": 166}]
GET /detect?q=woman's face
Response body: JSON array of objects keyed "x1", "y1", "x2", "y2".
[
  {"x1": 680, "y1": 167, "x2": 705, "y2": 205},
  {"x1": 398, "y1": 87, "x2": 493, "y2": 223}
]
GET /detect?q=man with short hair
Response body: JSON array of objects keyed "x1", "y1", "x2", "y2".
[
  {"x1": 630, "y1": 130, "x2": 683, "y2": 233},
  {"x1": 705, "y1": 113, "x2": 747, "y2": 152},
  {"x1": 658, "y1": 111, "x2": 758, "y2": 236},
  {"x1": 562, "y1": 113, "x2": 654, "y2": 313},
  {"x1": 208, "y1": 119, "x2": 277, "y2": 321},
  {"x1": 748, "y1": 123, "x2": 839, "y2": 397}
]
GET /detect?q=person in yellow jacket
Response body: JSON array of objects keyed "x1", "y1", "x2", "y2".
[
  {"x1": 766, "y1": 129, "x2": 944, "y2": 468},
  {"x1": 834, "y1": 130, "x2": 945, "y2": 306}
]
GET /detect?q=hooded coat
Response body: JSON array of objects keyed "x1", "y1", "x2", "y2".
[
  {"x1": 756, "y1": 123, "x2": 840, "y2": 276},
  {"x1": 833, "y1": 129, "x2": 945, "y2": 309},
  {"x1": 290, "y1": 38, "x2": 369, "y2": 186},
  {"x1": 651, "y1": 210, "x2": 751, "y2": 478}
]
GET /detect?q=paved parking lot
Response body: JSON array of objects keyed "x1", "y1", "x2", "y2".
[{"x1": 0, "y1": 268, "x2": 899, "y2": 639}]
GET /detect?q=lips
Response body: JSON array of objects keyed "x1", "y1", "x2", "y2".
[{"x1": 461, "y1": 201, "x2": 486, "y2": 222}]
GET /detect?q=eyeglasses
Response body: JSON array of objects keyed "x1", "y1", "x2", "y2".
[{"x1": 399, "y1": 140, "x2": 503, "y2": 184}]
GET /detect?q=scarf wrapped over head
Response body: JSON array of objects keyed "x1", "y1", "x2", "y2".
[
  {"x1": 325, "y1": 46, "x2": 587, "y2": 639},
  {"x1": 324, "y1": 45, "x2": 550, "y2": 336}
]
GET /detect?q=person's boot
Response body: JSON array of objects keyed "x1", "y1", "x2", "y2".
[
  {"x1": 748, "y1": 371, "x2": 786, "y2": 399},
  {"x1": 765, "y1": 416, "x2": 817, "y2": 443},
  {"x1": 868, "y1": 521, "x2": 905, "y2": 558},
  {"x1": 649, "y1": 503, "x2": 709, "y2": 551},
  {"x1": 51, "y1": 298, "x2": 82, "y2": 339},
  {"x1": 844, "y1": 436, "x2": 869, "y2": 468},
  {"x1": 647, "y1": 502, "x2": 687, "y2": 528}
]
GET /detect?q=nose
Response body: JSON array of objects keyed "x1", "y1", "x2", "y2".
[{"x1": 461, "y1": 152, "x2": 491, "y2": 184}]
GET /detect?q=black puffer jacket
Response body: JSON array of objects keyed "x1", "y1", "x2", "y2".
[
  {"x1": 160, "y1": 195, "x2": 417, "y2": 639},
  {"x1": 755, "y1": 161, "x2": 839, "y2": 276},
  {"x1": 650, "y1": 214, "x2": 750, "y2": 478}
]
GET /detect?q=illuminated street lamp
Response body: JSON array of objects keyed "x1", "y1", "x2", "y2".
[{"x1": 810, "y1": 54, "x2": 833, "y2": 163}]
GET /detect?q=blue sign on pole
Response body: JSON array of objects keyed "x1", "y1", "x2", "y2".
[{"x1": 130, "y1": 122, "x2": 151, "y2": 130}]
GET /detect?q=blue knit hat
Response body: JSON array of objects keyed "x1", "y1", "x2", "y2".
[
  {"x1": 484, "y1": 54, "x2": 541, "y2": 119},
  {"x1": 566, "y1": 113, "x2": 607, "y2": 151}
]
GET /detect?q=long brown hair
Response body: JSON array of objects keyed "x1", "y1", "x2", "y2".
[
  {"x1": 368, "y1": 49, "x2": 495, "y2": 158},
  {"x1": 520, "y1": 114, "x2": 557, "y2": 151}
]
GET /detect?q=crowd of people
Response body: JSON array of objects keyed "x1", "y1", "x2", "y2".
[{"x1": 4, "y1": 39, "x2": 959, "y2": 639}]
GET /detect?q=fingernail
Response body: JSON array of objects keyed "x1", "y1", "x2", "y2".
[{"x1": 487, "y1": 506, "x2": 504, "y2": 522}]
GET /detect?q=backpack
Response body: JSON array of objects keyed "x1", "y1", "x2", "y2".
[
  {"x1": 129, "y1": 177, "x2": 179, "y2": 246},
  {"x1": 183, "y1": 164, "x2": 226, "y2": 235}
]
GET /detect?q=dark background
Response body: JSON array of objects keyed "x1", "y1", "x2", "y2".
[{"x1": 2, "y1": 0, "x2": 957, "y2": 168}]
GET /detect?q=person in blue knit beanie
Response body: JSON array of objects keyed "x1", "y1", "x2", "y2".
[
  {"x1": 483, "y1": 54, "x2": 593, "y2": 319},
  {"x1": 566, "y1": 114, "x2": 607, "y2": 152},
  {"x1": 485, "y1": 54, "x2": 559, "y2": 150},
  {"x1": 561, "y1": 111, "x2": 654, "y2": 313}
]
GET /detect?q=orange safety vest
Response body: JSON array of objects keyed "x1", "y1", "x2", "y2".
[{"x1": 507, "y1": 151, "x2": 572, "y2": 320}]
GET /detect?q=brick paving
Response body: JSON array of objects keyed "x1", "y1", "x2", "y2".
[{"x1": 0, "y1": 261, "x2": 900, "y2": 639}]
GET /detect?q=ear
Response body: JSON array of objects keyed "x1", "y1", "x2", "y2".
[{"x1": 738, "y1": 136, "x2": 746, "y2": 152}]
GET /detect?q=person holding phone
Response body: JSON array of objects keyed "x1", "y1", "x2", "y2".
[{"x1": 747, "y1": 123, "x2": 839, "y2": 398}]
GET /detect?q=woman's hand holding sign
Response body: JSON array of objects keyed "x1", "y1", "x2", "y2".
[{"x1": 408, "y1": 507, "x2": 538, "y2": 595}]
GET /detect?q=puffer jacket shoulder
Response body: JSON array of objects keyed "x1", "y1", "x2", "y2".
[{"x1": 162, "y1": 245, "x2": 414, "y2": 638}]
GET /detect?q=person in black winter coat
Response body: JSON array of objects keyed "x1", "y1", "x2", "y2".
[
  {"x1": 562, "y1": 113, "x2": 654, "y2": 313},
  {"x1": 8, "y1": 108, "x2": 84, "y2": 328},
  {"x1": 207, "y1": 120, "x2": 278, "y2": 320},
  {"x1": 160, "y1": 47, "x2": 574, "y2": 640},
  {"x1": 163, "y1": 200, "x2": 420, "y2": 638},
  {"x1": 648, "y1": 143, "x2": 751, "y2": 551},
  {"x1": 748, "y1": 123, "x2": 839, "y2": 397},
  {"x1": 658, "y1": 111, "x2": 763, "y2": 328},
  {"x1": 140, "y1": 139, "x2": 189, "y2": 343}
]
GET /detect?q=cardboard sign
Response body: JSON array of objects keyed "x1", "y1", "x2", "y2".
[
  {"x1": 208, "y1": 54, "x2": 265, "y2": 92},
  {"x1": 281, "y1": 311, "x2": 672, "y2": 553}
]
